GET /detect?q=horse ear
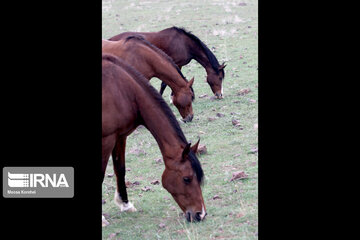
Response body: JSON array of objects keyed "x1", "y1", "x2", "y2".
[
  {"x1": 191, "y1": 138, "x2": 200, "y2": 154},
  {"x1": 188, "y1": 77, "x2": 195, "y2": 87},
  {"x1": 218, "y1": 62, "x2": 227, "y2": 70},
  {"x1": 182, "y1": 143, "x2": 191, "y2": 161},
  {"x1": 218, "y1": 63, "x2": 227, "y2": 70}
]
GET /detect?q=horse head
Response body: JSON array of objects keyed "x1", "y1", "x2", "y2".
[
  {"x1": 161, "y1": 139, "x2": 206, "y2": 222},
  {"x1": 207, "y1": 63, "x2": 226, "y2": 99},
  {"x1": 171, "y1": 77, "x2": 195, "y2": 122}
]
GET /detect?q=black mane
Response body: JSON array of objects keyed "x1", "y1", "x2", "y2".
[
  {"x1": 171, "y1": 26, "x2": 225, "y2": 79},
  {"x1": 102, "y1": 54, "x2": 203, "y2": 184},
  {"x1": 188, "y1": 150, "x2": 204, "y2": 185},
  {"x1": 125, "y1": 35, "x2": 195, "y2": 100}
]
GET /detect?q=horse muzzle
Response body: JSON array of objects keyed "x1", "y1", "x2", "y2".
[
  {"x1": 185, "y1": 210, "x2": 207, "y2": 222},
  {"x1": 215, "y1": 92, "x2": 223, "y2": 99},
  {"x1": 182, "y1": 114, "x2": 194, "y2": 123}
]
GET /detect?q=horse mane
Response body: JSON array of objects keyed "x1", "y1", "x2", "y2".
[
  {"x1": 124, "y1": 35, "x2": 195, "y2": 100},
  {"x1": 188, "y1": 151, "x2": 204, "y2": 185},
  {"x1": 171, "y1": 26, "x2": 225, "y2": 79},
  {"x1": 102, "y1": 53, "x2": 203, "y2": 183}
]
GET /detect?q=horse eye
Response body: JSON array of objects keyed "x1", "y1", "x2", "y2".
[{"x1": 183, "y1": 177, "x2": 192, "y2": 184}]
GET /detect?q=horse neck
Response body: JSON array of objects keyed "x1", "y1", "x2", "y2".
[
  {"x1": 135, "y1": 87, "x2": 186, "y2": 160},
  {"x1": 139, "y1": 44, "x2": 188, "y2": 92},
  {"x1": 186, "y1": 37, "x2": 216, "y2": 75}
]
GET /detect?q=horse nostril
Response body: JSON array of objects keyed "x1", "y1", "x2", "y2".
[
  {"x1": 195, "y1": 211, "x2": 207, "y2": 221},
  {"x1": 195, "y1": 212, "x2": 201, "y2": 221},
  {"x1": 189, "y1": 114, "x2": 194, "y2": 122},
  {"x1": 215, "y1": 93, "x2": 223, "y2": 99},
  {"x1": 182, "y1": 114, "x2": 193, "y2": 123},
  {"x1": 186, "y1": 211, "x2": 192, "y2": 222}
]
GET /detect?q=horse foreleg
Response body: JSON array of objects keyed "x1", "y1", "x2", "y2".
[
  {"x1": 159, "y1": 82, "x2": 168, "y2": 95},
  {"x1": 102, "y1": 157, "x2": 109, "y2": 184},
  {"x1": 102, "y1": 134, "x2": 116, "y2": 227},
  {"x1": 159, "y1": 82, "x2": 174, "y2": 104},
  {"x1": 161, "y1": 66, "x2": 181, "y2": 100},
  {"x1": 112, "y1": 137, "x2": 137, "y2": 212},
  {"x1": 102, "y1": 134, "x2": 116, "y2": 183}
]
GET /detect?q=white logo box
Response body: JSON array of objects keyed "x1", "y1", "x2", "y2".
[{"x1": 3, "y1": 167, "x2": 74, "y2": 198}]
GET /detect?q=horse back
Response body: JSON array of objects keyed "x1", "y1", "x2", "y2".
[
  {"x1": 109, "y1": 29, "x2": 192, "y2": 67},
  {"x1": 103, "y1": 38, "x2": 156, "y2": 80}
]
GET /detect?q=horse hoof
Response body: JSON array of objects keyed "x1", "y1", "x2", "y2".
[
  {"x1": 102, "y1": 215, "x2": 110, "y2": 227},
  {"x1": 114, "y1": 190, "x2": 137, "y2": 212},
  {"x1": 125, "y1": 205, "x2": 137, "y2": 212},
  {"x1": 119, "y1": 202, "x2": 137, "y2": 212}
]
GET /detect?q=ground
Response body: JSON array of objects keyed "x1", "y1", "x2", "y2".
[{"x1": 102, "y1": 0, "x2": 258, "y2": 239}]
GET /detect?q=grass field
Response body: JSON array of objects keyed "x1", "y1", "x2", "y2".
[{"x1": 102, "y1": 0, "x2": 258, "y2": 239}]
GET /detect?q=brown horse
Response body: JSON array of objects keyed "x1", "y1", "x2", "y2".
[
  {"x1": 102, "y1": 53, "x2": 206, "y2": 225},
  {"x1": 103, "y1": 36, "x2": 195, "y2": 122},
  {"x1": 109, "y1": 26, "x2": 226, "y2": 99}
]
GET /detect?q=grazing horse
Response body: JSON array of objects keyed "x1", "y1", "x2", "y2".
[
  {"x1": 103, "y1": 36, "x2": 195, "y2": 122},
  {"x1": 102, "y1": 53, "x2": 206, "y2": 225},
  {"x1": 109, "y1": 26, "x2": 226, "y2": 99}
]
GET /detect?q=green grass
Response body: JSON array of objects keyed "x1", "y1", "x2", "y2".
[{"x1": 102, "y1": 0, "x2": 258, "y2": 239}]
